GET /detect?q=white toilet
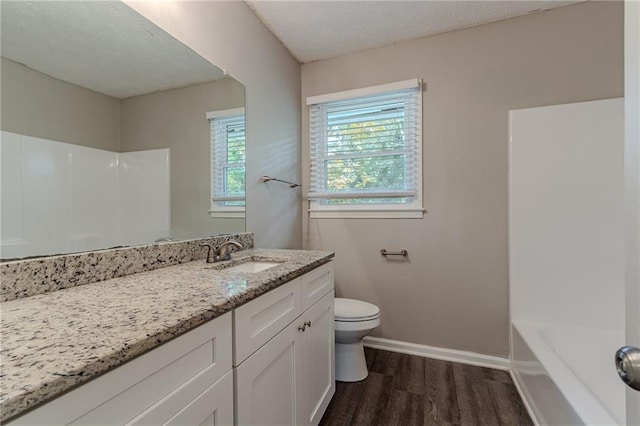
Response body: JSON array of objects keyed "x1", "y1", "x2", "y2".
[{"x1": 334, "y1": 298, "x2": 381, "y2": 382}]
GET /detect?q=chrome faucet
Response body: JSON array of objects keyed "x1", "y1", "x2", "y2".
[
  {"x1": 200, "y1": 240, "x2": 243, "y2": 263},
  {"x1": 217, "y1": 240, "x2": 243, "y2": 261}
]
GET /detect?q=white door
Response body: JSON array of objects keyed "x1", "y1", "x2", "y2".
[
  {"x1": 235, "y1": 319, "x2": 305, "y2": 426},
  {"x1": 302, "y1": 292, "x2": 335, "y2": 425},
  {"x1": 623, "y1": 1, "x2": 640, "y2": 424}
]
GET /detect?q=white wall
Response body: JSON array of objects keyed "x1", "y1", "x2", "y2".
[
  {"x1": 126, "y1": 0, "x2": 302, "y2": 249},
  {"x1": 509, "y1": 99, "x2": 625, "y2": 331},
  {"x1": 301, "y1": 1, "x2": 623, "y2": 356}
]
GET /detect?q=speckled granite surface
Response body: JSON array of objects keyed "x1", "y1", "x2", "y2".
[
  {"x1": 0, "y1": 248, "x2": 334, "y2": 422},
  {"x1": 0, "y1": 233, "x2": 254, "y2": 302}
]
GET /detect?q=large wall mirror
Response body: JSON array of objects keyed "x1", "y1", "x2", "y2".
[{"x1": 0, "y1": 1, "x2": 246, "y2": 261}]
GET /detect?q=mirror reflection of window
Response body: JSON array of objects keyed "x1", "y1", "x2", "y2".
[{"x1": 208, "y1": 108, "x2": 246, "y2": 218}]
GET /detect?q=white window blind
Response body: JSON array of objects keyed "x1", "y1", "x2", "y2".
[
  {"x1": 308, "y1": 80, "x2": 422, "y2": 208},
  {"x1": 209, "y1": 112, "x2": 245, "y2": 209}
]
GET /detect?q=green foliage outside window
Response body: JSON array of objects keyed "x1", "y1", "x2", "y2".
[{"x1": 324, "y1": 107, "x2": 407, "y2": 204}]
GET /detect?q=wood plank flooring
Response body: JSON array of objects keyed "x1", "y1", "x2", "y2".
[{"x1": 320, "y1": 348, "x2": 533, "y2": 426}]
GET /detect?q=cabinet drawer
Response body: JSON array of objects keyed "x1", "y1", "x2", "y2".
[
  {"x1": 234, "y1": 279, "x2": 302, "y2": 365},
  {"x1": 11, "y1": 313, "x2": 232, "y2": 425},
  {"x1": 300, "y1": 262, "x2": 334, "y2": 311}
]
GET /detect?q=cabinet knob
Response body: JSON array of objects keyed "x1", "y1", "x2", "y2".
[
  {"x1": 298, "y1": 324, "x2": 306, "y2": 332},
  {"x1": 304, "y1": 321, "x2": 312, "y2": 328}
]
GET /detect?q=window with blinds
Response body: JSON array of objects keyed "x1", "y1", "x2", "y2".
[
  {"x1": 208, "y1": 109, "x2": 245, "y2": 216},
  {"x1": 307, "y1": 79, "x2": 423, "y2": 218}
]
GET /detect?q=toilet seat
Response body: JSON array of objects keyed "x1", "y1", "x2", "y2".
[
  {"x1": 335, "y1": 298, "x2": 380, "y2": 322},
  {"x1": 334, "y1": 316, "x2": 381, "y2": 332}
]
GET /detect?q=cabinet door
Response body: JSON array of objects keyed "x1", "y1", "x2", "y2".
[
  {"x1": 302, "y1": 292, "x2": 335, "y2": 425},
  {"x1": 235, "y1": 319, "x2": 305, "y2": 426},
  {"x1": 165, "y1": 371, "x2": 233, "y2": 426}
]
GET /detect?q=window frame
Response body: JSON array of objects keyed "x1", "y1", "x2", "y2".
[
  {"x1": 207, "y1": 107, "x2": 246, "y2": 219},
  {"x1": 306, "y1": 79, "x2": 424, "y2": 219}
]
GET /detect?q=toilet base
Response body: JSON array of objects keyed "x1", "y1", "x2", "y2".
[{"x1": 335, "y1": 340, "x2": 369, "y2": 382}]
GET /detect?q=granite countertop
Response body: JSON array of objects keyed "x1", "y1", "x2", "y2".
[{"x1": 0, "y1": 248, "x2": 334, "y2": 422}]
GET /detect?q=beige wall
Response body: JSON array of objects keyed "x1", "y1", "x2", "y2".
[
  {"x1": 0, "y1": 57, "x2": 120, "y2": 151},
  {"x1": 120, "y1": 78, "x2": 245, "y2": 239},
  {"x1": 126, "y1": 1, "x2": 302, "y2": 249},
  {"x1": 301, "y1": 1, "x2": 624, "y2": 357}
]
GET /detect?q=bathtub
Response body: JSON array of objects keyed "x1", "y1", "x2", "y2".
[{"x1": 511, "y1": 321, "x2": 625, "y2": 425}]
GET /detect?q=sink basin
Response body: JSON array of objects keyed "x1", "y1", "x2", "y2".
[{"x1": 223, "y1": 261, "x2": 281, "y2": 273}]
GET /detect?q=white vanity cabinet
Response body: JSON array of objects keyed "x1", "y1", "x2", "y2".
[
  {"x1": 8, "y1": 261, "x2": 334, "y2": 426},
  {"x1": 235, "y1": 262, "x2": 335, "y2": 426}
]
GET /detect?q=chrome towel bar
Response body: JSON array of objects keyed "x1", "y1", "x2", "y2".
[
  {"x1": 261, "y1": 175, "x2": 300, "y2": 188},
  {"x1": 380, "y1": 249, "x2": 408, "y2": 257}
]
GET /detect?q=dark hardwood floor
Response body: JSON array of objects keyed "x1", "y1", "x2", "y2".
[{"x1": 320, "y1": 348, "x2": 533, "y2": 426}]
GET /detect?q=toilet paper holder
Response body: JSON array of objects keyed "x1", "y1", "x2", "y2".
[{"x1": 380, "y1": 249, "x2": 408, "y2": 257}]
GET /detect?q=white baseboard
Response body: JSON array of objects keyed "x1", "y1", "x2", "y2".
[{"x1": 362, "y1": 336, "x2": 511, "y2": 371}]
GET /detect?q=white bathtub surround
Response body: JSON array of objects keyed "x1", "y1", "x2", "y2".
[
  {"x1": 0, "y1": 232, "x2": 254, "y2": 302},
  {"x1": 509, "y1": 98, "x2": 625, "y2": 424},
  {"x1": 0, "y1": 131, "x2": 170, "y2": 259}
]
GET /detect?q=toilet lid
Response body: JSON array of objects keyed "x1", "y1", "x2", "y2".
[{"x1": 334, "y1": 298, "x2": 380, "y2": 321}]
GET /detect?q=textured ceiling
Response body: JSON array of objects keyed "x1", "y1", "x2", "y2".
[
  {"x1": 1, "y1": 1, "x2": 226, "y2": 99},
  {"x1": 246, "y1": 0, "x2": 584, "y2": 63}
]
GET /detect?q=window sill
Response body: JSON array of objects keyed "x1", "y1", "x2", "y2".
[
  {"x1": 309, "y1": 208, "x2": 425, "y2": 219},
  {"x1": 208, "y1": 210, "x2": 245, "y2": 219}
]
